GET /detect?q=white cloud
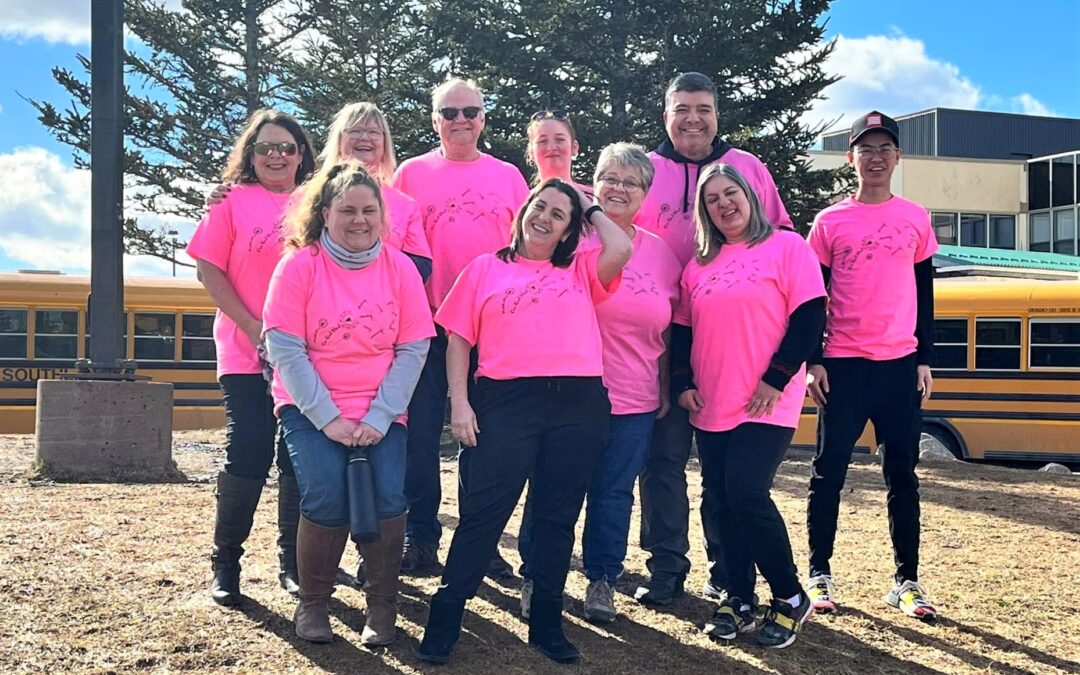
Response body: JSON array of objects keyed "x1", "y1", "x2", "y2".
[
  {"x1": 1011, "y1": 93, "x2": 1054, "y2": 117},
  {"x1": 0, "y1": 146, "x2": 196, "y2": 278},
  {"x1": 0, "y1": 0, "x2": 183, "y2": 44},
  {"x1": 805, "y1": 34, "x2": 982, "y2": 136}
]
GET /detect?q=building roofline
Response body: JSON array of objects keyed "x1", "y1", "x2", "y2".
[{"x1": 822, "y1": 107, "x2": 1080, "y2": 140}]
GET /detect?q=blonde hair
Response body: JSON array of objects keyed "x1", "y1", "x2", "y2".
[
  {"x1": 318, "y1": 102, "x2": 397, "y2": 184},
  {"x1": 693, "y1": 163, "x2": 773, "y2": 262},
  {"x1": 284, "y1": 162, "x2": 387, "y2": 249}
]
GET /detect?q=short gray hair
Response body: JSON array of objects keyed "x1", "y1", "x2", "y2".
[
  {"x1": 693, "y1": 163, "x2": 773, "y2": 262},
  {"x1": 431, "y1": 78, "x2": 485, "y2": 112},
  {"x1": 593, "y1": 142, "x2": 655, "y2": 193}
]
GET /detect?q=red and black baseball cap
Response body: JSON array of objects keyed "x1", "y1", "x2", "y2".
[{"x1": 849, "y1": 111, "x2": 900, "y2": 147}]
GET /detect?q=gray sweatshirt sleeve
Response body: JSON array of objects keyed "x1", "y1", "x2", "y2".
[
  {"x1": 263, "y1": 328, "x2": 341, "y2": 430},
  {"x1": 361, "y1": 338, "x2": 431, "y2": 435}
]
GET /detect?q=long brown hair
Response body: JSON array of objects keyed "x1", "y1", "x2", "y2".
[
  {"x1": 283, "y1": 162, "x2": 386, "y2": 249},
  {"x1": 221, "y1": 108, "x2": 316, "y2": 186}
]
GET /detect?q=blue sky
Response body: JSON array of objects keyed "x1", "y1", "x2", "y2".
[{"x1": 0, "y1": 0, "x2": 1078, "y2": 276}]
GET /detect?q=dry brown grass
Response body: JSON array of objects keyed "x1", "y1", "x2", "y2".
[{"x1": 1, "y1": 429, "x2": 1077, "y2": 674}]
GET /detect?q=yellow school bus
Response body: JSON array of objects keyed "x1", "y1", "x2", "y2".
[
  {"x1": 792, "y1": 277, "x2": 1080, "y2": 463},
  {"x1": 0, "y1": 272, "x2": 224, "y2": 433}
]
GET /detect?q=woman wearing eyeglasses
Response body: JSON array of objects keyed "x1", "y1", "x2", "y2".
[
  {"x1": 187, "y1": 108, "x2": 316, "y2": 607},
  {"x1": 516, "y1": 144, "x2": 682, "y2": 624}
]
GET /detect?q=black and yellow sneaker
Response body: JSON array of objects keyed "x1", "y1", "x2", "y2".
[
  {"x1": 884, "y1": 580, "x2": 937, "y2": 621},
  {"x1": 703, "y1": 596, "x2": 757, "y2": 641},
  {"x1": 757, "y1": 594, "x2": 813, "y2": 649}
]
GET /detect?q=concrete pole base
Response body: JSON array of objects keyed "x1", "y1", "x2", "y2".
[{"x1": 34, "y1": 379, "x2": 185, "y2": 482}]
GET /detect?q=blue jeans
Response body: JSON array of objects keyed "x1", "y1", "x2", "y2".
[
  {"x1": 279, "y1": 405, "x2": 407, "y2": 528},
  {"x1": 519, "y1": 411, "x2": 656, "y2": 581}
]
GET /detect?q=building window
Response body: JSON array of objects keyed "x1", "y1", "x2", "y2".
[
  {"x1": 134, "y1": 313, "x2": 176, "y2": 361},
  {"x1": 1053, "y1": 208, "x2": 1076, "y2": 255},
  {"x1": 932, "y1": 318, "x2": 968, "y2": 370},
  {"x1": 181, "y1": 314, "x2": 216, "y2": 361},
  {"x1": 959, "y1": 213, "x2": 987, "y2": 247},
  {"x1": 1030, "y1": 320, "x2": 1080, "y2": 369},
  {"x1": 34, "y1": 309, "x2": 79, "y2": 360},
  {"x1": 1030, "y1": 212, "x2": 1052, "y2": 252},
  {"x1": 1052, "y1": 155, "x2": 1075, "y2": 208},
  {"x1": 975, "y1": 318, "x2": 1021, "y2": 370},
  {"x1": 0, "y1": 309, "x2": 28, "y2": 359},
  {"x1": 989, "y1": 215, "x2": 1016, "y2": 249},
  {"x1": 932, "y1": 212, "x2": 957, "y2": 245},
  {"x1": 1029, "y1": 160, "x2": 1050, "y2": 211}
]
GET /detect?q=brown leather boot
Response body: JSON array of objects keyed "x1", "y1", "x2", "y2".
[
  {"x1": 356, "y1": 513, "x2": 406, "y2": 646},
  {"x1": 294, "y1": 516, "x2": 349, "y2": 643}
]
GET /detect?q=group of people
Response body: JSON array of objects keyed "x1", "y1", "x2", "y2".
[{"x1": 187, "y1": 71, "x2": 940, "y2": 662}]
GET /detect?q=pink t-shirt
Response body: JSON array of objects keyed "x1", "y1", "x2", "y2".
[
  {"x1": 636, "y1": 147, "x2": 792, "y2": 267},
  {"x1": 586, "y1": 228, "x2": 682, "y2": 414},
  {"x1": 263, "y1": 243, "x2": 436, "y2": 421},
  {"x1": 435, "y1": 249, "x2": 619, "y2": 380},
  {"x1": 392, "y1": 150, "x2": 530, "y2": 309},
  {"x1": 807, "y1": 196, "x2": 939, "y2": 361},
  {"x1": 186, "y1": 183, "x2": 290, "y2": 377},
  {"x1": 674, "y1": 229, "x2": 826, "y2": 432},
  {"x1": 381, "y1": 185, "x2": 432, "y2": 259}
]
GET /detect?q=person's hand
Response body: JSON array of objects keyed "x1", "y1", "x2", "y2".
[
  {"x1": 916, "y1": 364, "x2": 933, "y2": 404},
  {"x1": 808, "y1": 364, "x2": 829, "y2": 407},
  {"x1": 323, "y1": 416, "x2": 359, "y2": 446},
  {"x1": 451, "y1": 398, "x2": 480, "y2": 447},
  {"x1": 656, "y1": 392, "x2": 671, "y2": 420},
  {"x1": 746, "y1": 381, "x2": 782, "y2": 419},
  {"x1": 205, "y1": 183, "x2": 233, "y2": 206},
  {"x1": 241, "y1": 317, "x2": 263, "y2": 350},
  {"x1": 574, "y1": 184, "x2": 596, "y2": 212},
  {"x1": 678, "y1": 389, "x2": 704, "y2": 413},
  {"x1": 352, "y1": 422, "x2": 384, "y2": 447}
]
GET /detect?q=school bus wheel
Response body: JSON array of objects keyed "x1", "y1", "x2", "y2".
[{"x1": 923, "y1": 422, "x2": 965, "y2": 461}]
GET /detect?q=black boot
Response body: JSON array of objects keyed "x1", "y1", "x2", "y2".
[
  {"x1": 210, "y1": 471, "x2": 264, "y2": 607},
  {"x1": 277, "y1": 473, "x2": 301, "y2": 596},
  {"x1": 417, "y1": 595, "x2": 466, "y2": 664},
  {"x1": 528, "y1": 594, "x2": 580, "y2": 663}
]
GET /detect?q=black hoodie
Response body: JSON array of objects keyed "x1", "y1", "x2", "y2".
[{"x1": 654, "y1": 136, "x2": 733, "y2": 213}]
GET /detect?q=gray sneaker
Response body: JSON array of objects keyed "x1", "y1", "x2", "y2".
[
  {"x1": 584, "y1": 579, "x2": 618, "y2": 624},
  {"x1": 520, "y1": 578, "x2": 533, "y2": 619}
]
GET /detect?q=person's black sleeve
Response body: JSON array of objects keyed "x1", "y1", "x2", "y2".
[
  {"x1": 914, "y1": 257, "x2": 935, "y2": 365},
  {"x1": 808, "y1": 264, "x2": 830, "y2": 365},
  {"x1": 405, "y1": 253, "x2": 433, "y2": 282},
  {"x1": 670, "y1": 323, "x2": 695, "y2": 394},
  {"x1": 762, "y1": 297, "x2": 827, "y2": 390}
]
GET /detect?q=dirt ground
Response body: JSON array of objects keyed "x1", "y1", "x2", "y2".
[{"x1": 1, "y1": 429, "x2": 1077, "y2": 674}]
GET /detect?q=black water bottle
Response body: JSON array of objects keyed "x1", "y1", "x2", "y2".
[{"x1": 347, "y1": 447, "x2": 380, "y2": 543}]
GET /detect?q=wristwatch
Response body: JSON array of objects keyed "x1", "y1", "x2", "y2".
[{"x1": 584, "y1": 204, "x2": 604, "y2": 223}]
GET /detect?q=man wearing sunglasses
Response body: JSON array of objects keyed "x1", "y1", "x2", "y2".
[
  {"x1": 635, "y1": 72, "x2": 794, "y2": 608},
  {"x1": 392, "y1": 78, "x2": 530, "y2": 575}
]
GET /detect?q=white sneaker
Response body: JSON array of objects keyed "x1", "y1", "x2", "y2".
[
  {"x1": 583, "y1": 579, "x2": 617, "y2": 624},
  {"x1": 805, "y1": 574, "x2": 838, "y2": 613},
  {"x1": 520, "y1": 578, "x2": 533, "y2": 619},
  {"x1": 884, "y1": 579, "x2": 937, "y2": 621}
]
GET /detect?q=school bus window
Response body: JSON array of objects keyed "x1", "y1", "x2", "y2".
[
  {"x1": 182, "y1": 314, "x2": 216, "y2": 361},
  {"x1": 34, "y1": 309, "x2": 79, "y2": 359},
  {"x1": 84, "y1": 311, "x2": 128, "y2": 357},
  {"x1": 1030, "y1": 319, "x2": 1080, "y2": 369},
  {"x1": 974, "y1": 318, "x2": 1021, "y2": 370},
  {"x1": 133, "y1": 313, "x2": 176, "y2": 361},
  {"x1": 932, "y1": 318, "x2": 968, "y2": 370},
  {"x1": 0, "y1": 309, "x2": 28, "y2": 359}
]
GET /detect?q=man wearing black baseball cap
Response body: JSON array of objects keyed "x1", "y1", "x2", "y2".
[{"x1": 802, "y1": 110, "x2": 940, "y2": 622}]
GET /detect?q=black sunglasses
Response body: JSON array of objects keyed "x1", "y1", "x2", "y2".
[
  {"x1": 251, "y1": 141, "x2": 299, "y2": 157},
  {"x1": 531, "y1": 109, "x2": 569, "y2": 122},
  {"x1": 438, "y1": 106, "x2": 482, "y2": 121}
]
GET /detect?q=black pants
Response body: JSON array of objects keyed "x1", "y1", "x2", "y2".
[
  {"x1": 434, "y1": 377, "x2": 610, "y2": 604},
  {"x1": 219, "y1": 373, "x2": 293, "y2": 480},
  {"x1": 807, "y1": 355, "x2": 922, "y2": 583},
  {"x1": 404, "y1": 329, "x2": 449, "y2": 547},
  {"x1": 697, "y1": 423, "x2": 800, "y2": 601},
  {"x1": 638, "y1": 397, "x2": 726, "y2": 585}
]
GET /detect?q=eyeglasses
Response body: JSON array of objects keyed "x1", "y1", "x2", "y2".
[
  {"x1": 854, "y1": 144, "x2": 898, "y2": 158},
  {"x1": 597, "y1": 175, "x2": 644, "y2": 191},
  {"x1": 531, "y1": 109, "x2": 569, "y2": 122},
  {"x1": 251, "y1": 141, "x2": 298, "y2": 157},
  {"x1": 344, "y1": 127, "x2": 384, "y2": 139},
  {"x1": 438, "y1": 106, "x2": 482, "y2": 121}
]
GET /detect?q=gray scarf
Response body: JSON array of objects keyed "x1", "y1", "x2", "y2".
[{"x1": 320, "y1": 228, "x2": 381, "y2": 270}]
